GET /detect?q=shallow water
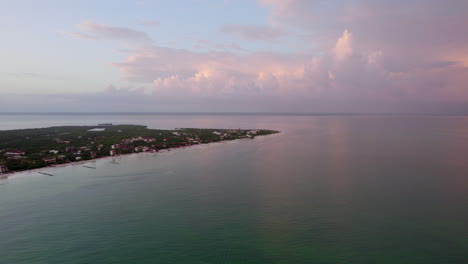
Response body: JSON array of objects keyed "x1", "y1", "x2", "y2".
[{"x1": 0, "y1": 114, "x2": 467, "y2": 263}]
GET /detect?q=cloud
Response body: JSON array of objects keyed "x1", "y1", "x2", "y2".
[
  {"x1": 61, "y1": 21, "x2": 153, "y2": 44},
  {"x1": 53, "y1": 1, "x2": 468, "y2": 113},
  {"x1": 333, "y1": 29, "x2": 353, "y2": 61},
  {"x1": 112, "y1": 45, "x2": 306, "y2": 96},
  {"x1": 254, "y1": 0, "x2": 468, "y2": 104},
  {"x1": 258, "y1": 0, "x2": 468, "y2": 62},
  {"x1": 220, "y1": 24, "x2": 286, "y2": 41},
  {"x1": 108, "y1": 25, "x2": 468, "y2": 110}
]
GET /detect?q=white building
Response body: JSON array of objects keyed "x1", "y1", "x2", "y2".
[
  {"x1": 111, "y1": 144, "x2": 121, "y2": 149},
  {"x1": 5, "y1": 150, "x2": 25, "y2": 156}
]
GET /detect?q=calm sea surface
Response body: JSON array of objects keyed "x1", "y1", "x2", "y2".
[{"x1": 0, "y1": 114, "x2": 467, "y2": 263}]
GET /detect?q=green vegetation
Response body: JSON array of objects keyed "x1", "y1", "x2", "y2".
[{"x1": 0, "y1": 125, "x2": 279, "y2": 172}]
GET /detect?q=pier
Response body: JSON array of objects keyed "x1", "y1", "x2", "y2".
[{"x1": 38, "y1": 172, "x2": 54, "y2": 176}]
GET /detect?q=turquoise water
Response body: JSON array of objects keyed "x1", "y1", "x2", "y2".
[{"x1": 0, "y1": 114, "x2": 467, "y2": 263}]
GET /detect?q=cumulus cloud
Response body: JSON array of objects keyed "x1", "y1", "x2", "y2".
[
  {"x1": 112, "y1": 46, "x2": 306, "y2": 96},
  {"x1": 61, "y1": 21, "x2": 153, "y2": 44},
  {"x1": 259, "y1": 0, "x2": 468, "y2": 62},
  {"x1": 255, "y1": 0, "x2": 468, "y2": 106},
  {"x1": 54, "y1": 1, "x2": 468, "y2": 113},
  {"x1": 333, "y1": 30, "x2": 353, "y2": 61},
  {"x1": 108, "y1": 24, "x2": 468, "y2": 110},
  {"x1": 220, "y1": 24, "x2": 286, "y2": 41}
]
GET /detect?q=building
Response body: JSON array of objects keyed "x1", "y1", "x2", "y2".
[
  {"x1": 110, "y1": 150, "x2": 117, "y2": 156},
  {"x1": 0, "y1": 165, "x2": 8, "y2": 173},
  {"x1": 111, "y1": 144, "x2": 121, "y2": 149},
  {"x1": 5, "y1": 150, "x2": 25, "y2": 156},
  {"x1": 131, "y1": 136, "x2": 144, "y2": 142},
  {"x1": 49, "y1": 150, "x2": 59, "y2": 154},
  {"x1": 65, "y1": 146, "x2": 75, "y2": 153},
  {"x1": 143, "y1": 137, "x2": 156, "y2": 143},
  {"x1": 135, "y1": 146, "x2": 149, "y2": 152},
  {"x1": 249, "y1": 130, "x2": 258, "y2": 135},
  {"x1": 120, "y1": 144, "x2": 132, "y2": 150},
  {"x1": 42, "y1": 158, "x2": 57, "y2": 164}
]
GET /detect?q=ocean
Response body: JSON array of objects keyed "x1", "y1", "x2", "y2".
[{"x1": 0, "y1": 114, "x2": 467, "y2": 263}]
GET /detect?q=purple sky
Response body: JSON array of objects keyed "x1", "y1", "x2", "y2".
[{"x1": 1, "y1": 0, "x2": 468, "y2": 113}]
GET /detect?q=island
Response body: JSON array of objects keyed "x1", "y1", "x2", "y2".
[{"x1": 0, "y1": 124, "x2": 279, "y2": 174}]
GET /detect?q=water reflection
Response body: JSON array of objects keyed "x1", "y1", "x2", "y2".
[{"x1": 323, "y1": 118, "x2": 352, "y2": 199}]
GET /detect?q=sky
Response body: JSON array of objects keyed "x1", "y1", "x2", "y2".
[{"x1": 1, "y1": 0, "x2": 468, "y2": 113}]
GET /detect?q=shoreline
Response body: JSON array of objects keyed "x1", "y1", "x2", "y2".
[{"x1": 1, "y1": 132, "x2": 281, "y2": 179}]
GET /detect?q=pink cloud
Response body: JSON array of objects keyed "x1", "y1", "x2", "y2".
[
  {"x1": 54, "y1": 1, "x2": 468, "y2": 112},
  {"x1": 110, "y1": 25, "x2": 468, "y2": 108},
  {"x1": 258, "y1": 0, "x2": 468, "y2": 64},
  {"x1": 255, "y1": 0, "x2": 468, "y2": 104},
  {"x1": 333, "y1": 29, "x2": 353, "y2": 61},
  {"x1": 113, "y1": 46, "x2": 305, "y2": 96}
]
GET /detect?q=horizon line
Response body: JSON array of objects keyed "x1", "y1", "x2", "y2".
[{"x1": 0, "y1": 112, "x2": 467, "y2": 116}]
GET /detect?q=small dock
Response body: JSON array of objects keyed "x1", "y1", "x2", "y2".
[
  {"x1": 83, "y1": 166, "x2": 97, "y2": 169},
  {"x1": 38, "y1": 172, "x2": 54, "y2": 176}
]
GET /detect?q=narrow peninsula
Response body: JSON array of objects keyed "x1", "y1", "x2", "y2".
[{"x1": 0, "y1": 124, "x2": 279, "y2": 174}]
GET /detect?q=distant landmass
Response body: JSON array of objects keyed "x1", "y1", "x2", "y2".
[{"x1": 0, "y1": 125, "x2": 279, "y2": 173}]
